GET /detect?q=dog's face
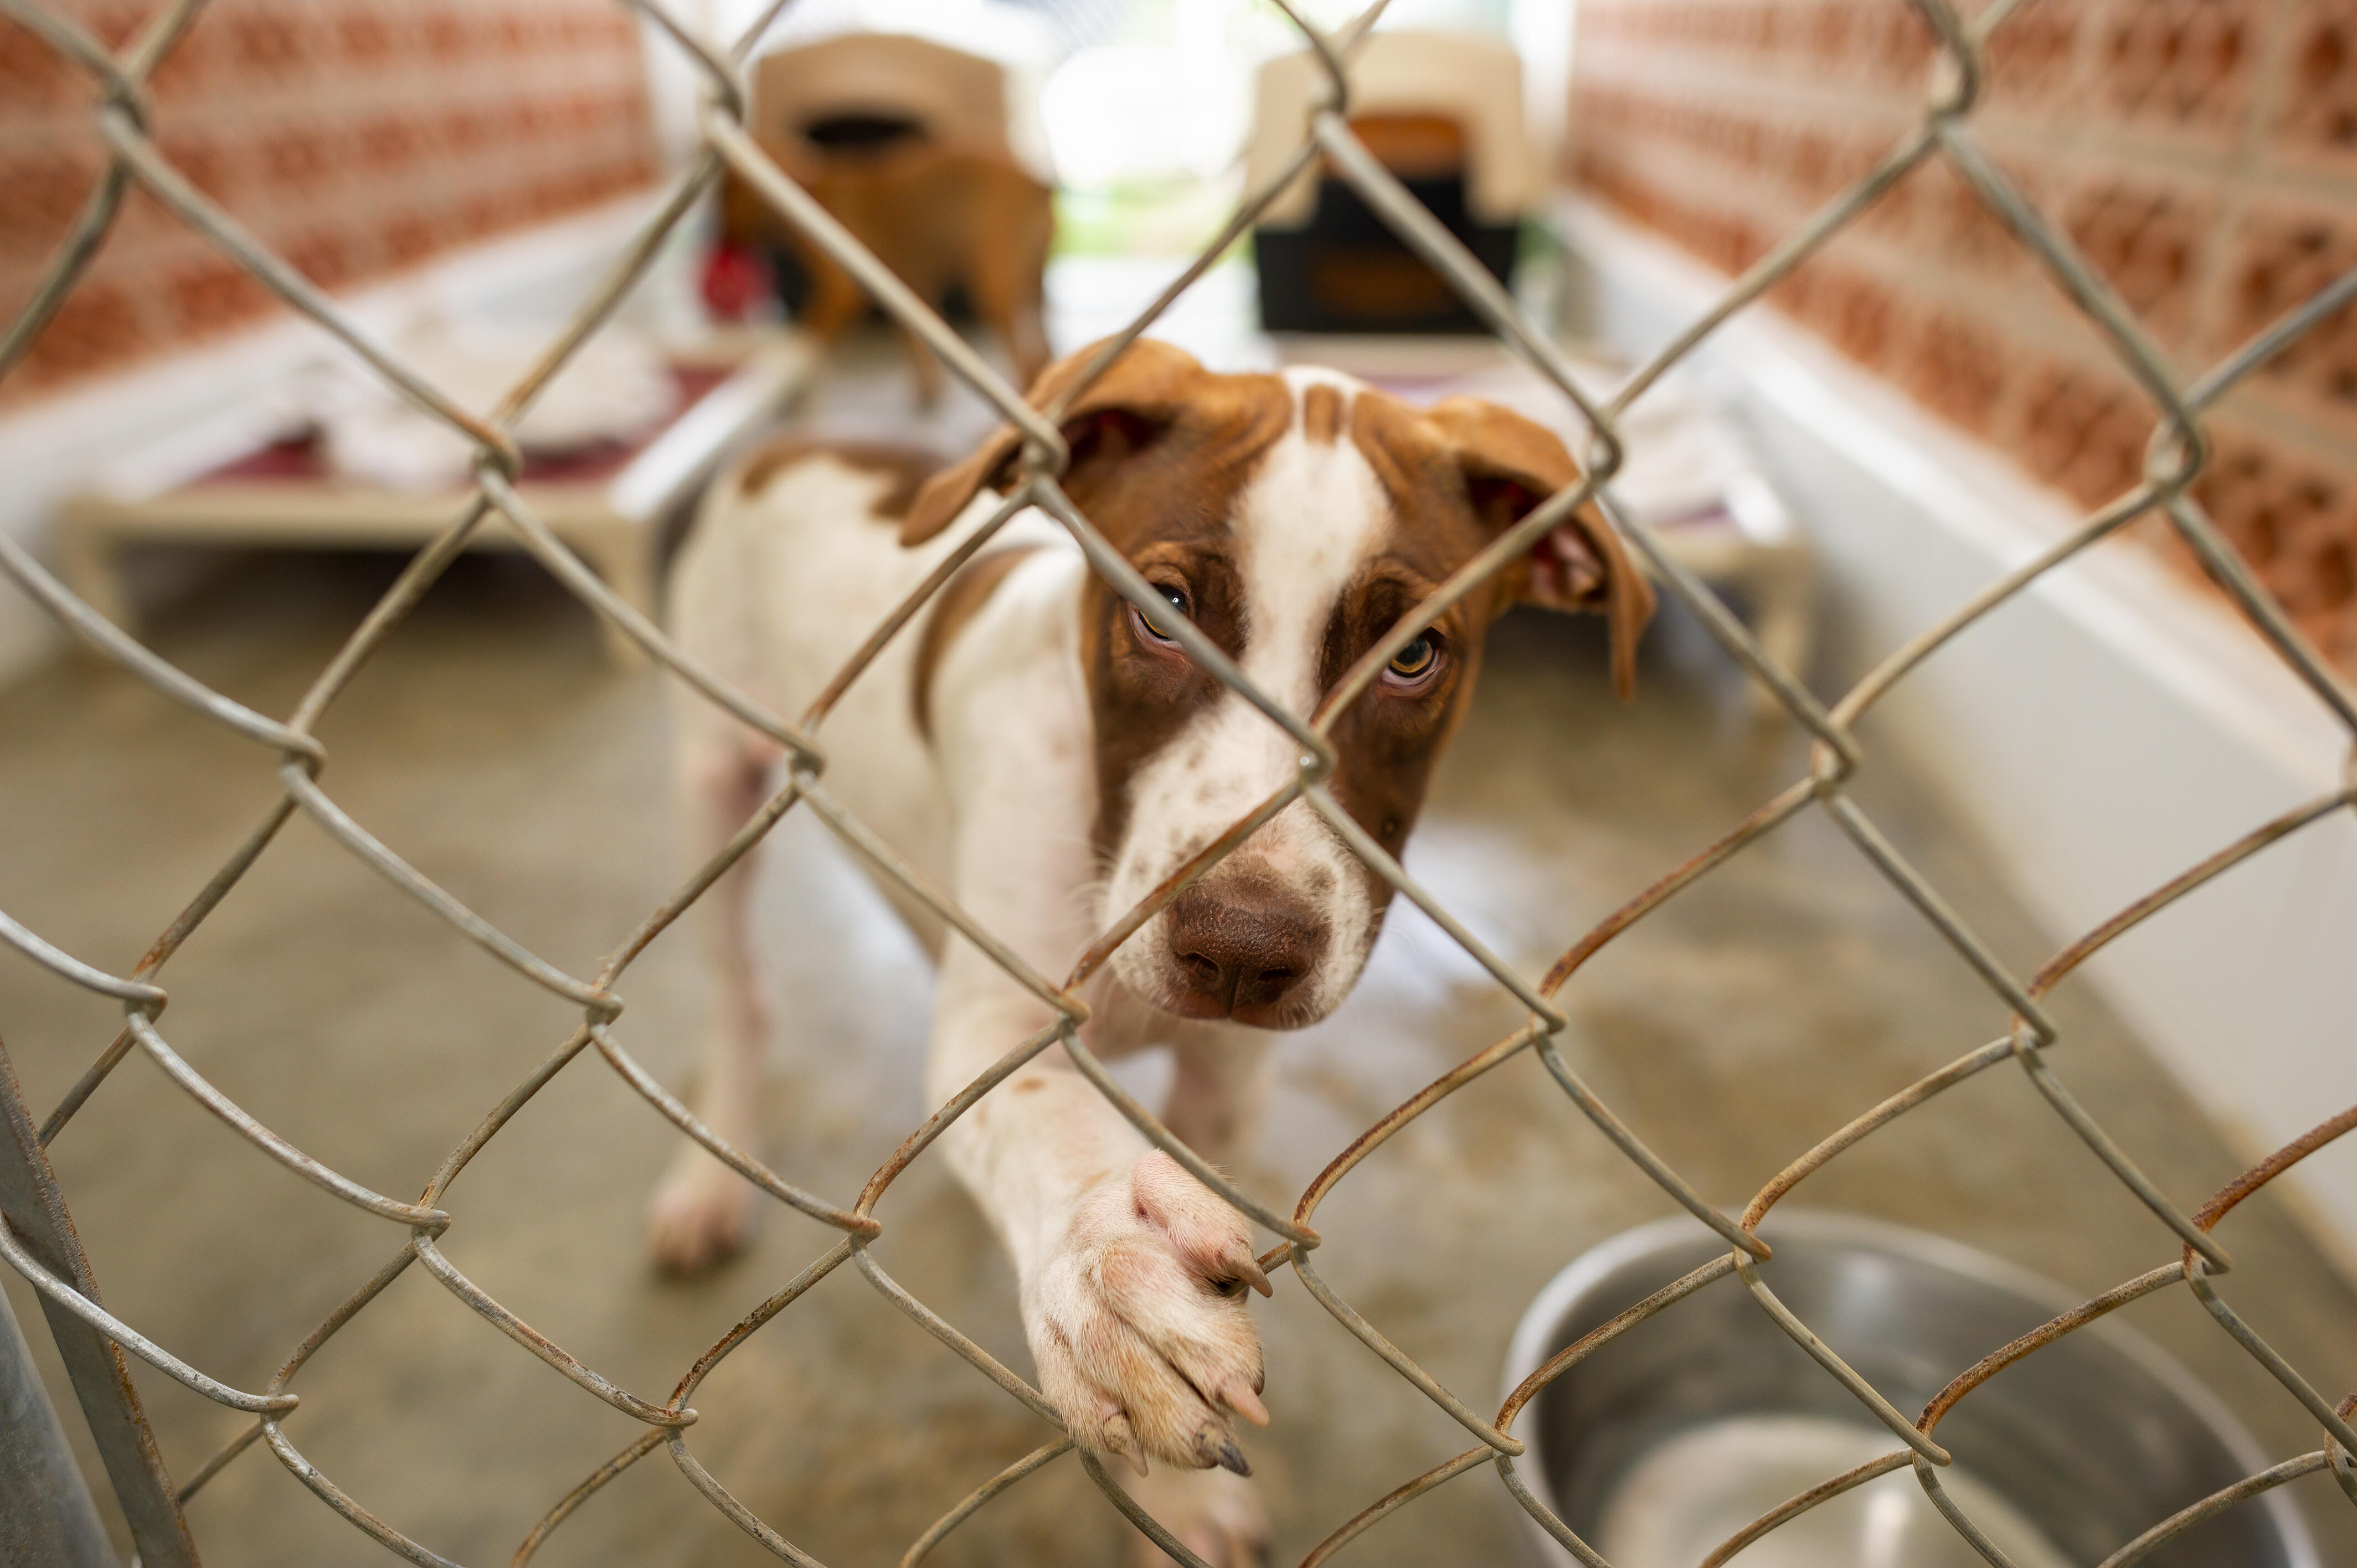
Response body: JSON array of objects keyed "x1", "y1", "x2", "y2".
[{"x1": 905, "y1": 341, "x2": 1651, "y2": 1029}]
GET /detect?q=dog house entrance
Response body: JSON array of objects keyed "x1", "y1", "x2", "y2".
[{"x1": 1258, "y1": 112, "x2": 1519, "y2": 334}]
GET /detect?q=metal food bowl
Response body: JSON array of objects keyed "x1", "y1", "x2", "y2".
[{"x1": 1502, "y1": 1213, "x2": 2317, "y2": 1568}]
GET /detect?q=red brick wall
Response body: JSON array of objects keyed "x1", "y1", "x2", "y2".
[
  {"x1": 2, "y1": 0, "x2": 658, "y2": 402},
  {"x1": 1571, "y1": 0, "x2": 2357, "y2": 667}
]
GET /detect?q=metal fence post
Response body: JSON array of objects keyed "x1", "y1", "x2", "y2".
[
  {"x1": 0, "y1": 1280, "x2": 115, "y2": 1568},
  {"x1": 0, "y1": 1034, "x2": 197, "y2": 1568}
]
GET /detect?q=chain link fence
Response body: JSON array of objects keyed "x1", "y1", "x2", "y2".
[{"x1": 1, "y1": 0, "x2": 2354, "y2": 1563}]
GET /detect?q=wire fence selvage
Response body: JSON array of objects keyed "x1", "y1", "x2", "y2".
[{"x1": 0, "y1": 0, "x2": 2353, "y2": 1565}]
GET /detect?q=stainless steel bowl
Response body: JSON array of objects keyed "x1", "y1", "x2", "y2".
[{"x1": 1502, "y1": 1213, "x2": 2317, "y2": 1568}]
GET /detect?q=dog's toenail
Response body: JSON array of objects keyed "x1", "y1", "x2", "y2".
[{"x1": 1196, "y1": 1425, "x2": 1251, "y2": 1477}]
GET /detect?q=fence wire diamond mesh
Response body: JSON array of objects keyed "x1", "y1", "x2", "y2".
[{"x1": 1, "y1": 0, "x2": 2355, "y2": 1565}]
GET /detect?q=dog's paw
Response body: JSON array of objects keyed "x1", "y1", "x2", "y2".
[
  {"x1": 1126, "y1": 1464, "x2": 1270, "y2": 1568},
  {"x1": 1030, "y1": 1149, "x2": 1272, "y2": 1476},
  {"x1": 646, "y1": 1150, "x2": 752, "y2": 1275}
]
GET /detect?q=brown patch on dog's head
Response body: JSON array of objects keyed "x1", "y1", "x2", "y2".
[{"x1": 900, "y1": 339, "x2": 1278, "y2": 546}]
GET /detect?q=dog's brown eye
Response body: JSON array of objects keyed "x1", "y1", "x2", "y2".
[
  {"x1": 1385, "y1": 634, "x2": 1440, "y2": 685},
  {"x1": 1130, "y1": 584, "x2": 1188, "y2": 647}
]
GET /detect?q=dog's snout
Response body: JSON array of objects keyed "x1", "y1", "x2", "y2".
[{"x1": 1165, "y1": 882, "x2": 1328, "y2": 1025}]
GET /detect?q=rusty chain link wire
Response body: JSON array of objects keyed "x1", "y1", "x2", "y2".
[{"x1": 3, "y1": 0, "x2": 2356, "y2": 1563}]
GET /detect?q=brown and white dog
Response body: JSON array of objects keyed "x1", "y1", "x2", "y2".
[{"x1": 647, "y1": 339, "x2": 1650, "y2": 1563}]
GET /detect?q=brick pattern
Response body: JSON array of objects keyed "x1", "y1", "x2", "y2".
[
  {"x1": 1573, "y1": 0, "x2": 2357, "y2": 669},
  {"x1": 1, "y1": 0, "x2": 658, "y2": 401}
]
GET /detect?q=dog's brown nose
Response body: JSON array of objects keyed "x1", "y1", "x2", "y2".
[{"x1": 1166, "y1": 881, "x2": 1327, "y2": 1025}]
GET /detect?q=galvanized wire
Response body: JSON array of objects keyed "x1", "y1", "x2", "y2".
[{"x1": 1, "y1": 0, "x2": 2354, "y2": 1564}]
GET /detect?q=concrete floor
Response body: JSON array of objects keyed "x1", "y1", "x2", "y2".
[{"x1": 5, "y1": 393, "x2": 2357, "y2": 1566}]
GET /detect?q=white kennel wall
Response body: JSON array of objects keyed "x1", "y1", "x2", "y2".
[{"x1": 1567, "y1": 202, "x2": 2357, "y2": 1278}]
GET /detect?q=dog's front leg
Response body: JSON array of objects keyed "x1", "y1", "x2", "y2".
[
  {"x1": 923, "y1": 574, "x2": 1272, "y2": 1494},
  {"x1": 1110, "y1": 1027, "x2": 1277, "y2": 1567},
  {"x1": 928, "y1": 971, "x2": 1273, "y2": 1479}
]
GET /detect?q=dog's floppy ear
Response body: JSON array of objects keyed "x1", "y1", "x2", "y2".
[
  {"x1": 900, "y1": 338, "x2": 1207, "y2": 546},
  {"x1": 1427, "y1": 396, "x2": 1655, "y2": 700}
]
